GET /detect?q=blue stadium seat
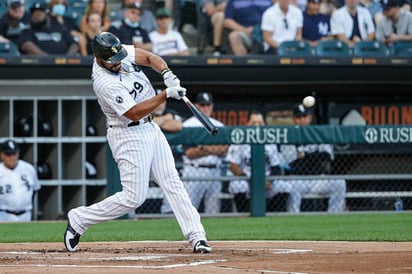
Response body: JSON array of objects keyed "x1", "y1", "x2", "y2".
[
  {"x1": 0, "y1": 1, "x2": 8, "y2": 17},
  {"x1": 316, "y1": 40, "x2": 352, "y2": 57},
  {"x1": 0, "y1": 42, "x2": 20, "y2": 57},
  {"x1": 390, "y1": 41, "x2": 412, "y2": 56},
  {"x1": 353, "y1": 41, "x2": 390, "y2": 57},
  {"x1": 278, "y1": 40, "x2": 314, "y2": 57}
]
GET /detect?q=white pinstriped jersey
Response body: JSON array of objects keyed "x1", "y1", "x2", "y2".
[
  {"x1": 0, "y1": 160, "x2": 40, "y2": 212},
  {"x1": 92, "y1": 45, "x2": 157, "y2": 126}
]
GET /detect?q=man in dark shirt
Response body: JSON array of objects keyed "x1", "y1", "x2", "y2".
[
  {"x1": 18, "y1": 2, "x2": 79, "y2": 55},
  {"x1": 108, "y1": 2, "x2": 152, "y2": 51},
  {"x1": 0, "y1": 0, "x2": 31, "y2": 45},
  {"x1": 303, "y1": 0, "x2": 332, "y2": 46}
]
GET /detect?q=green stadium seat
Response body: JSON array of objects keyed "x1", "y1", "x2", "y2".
[
  {"x1": 316, "y1": 40, "x2": 352, "y2": 57},
  {"x1": 390, "y1": 41, "x2": 412, "y2": 56},
  {"x1": 278, "y1": 40, "x2": 314, "y2": 57},
  {"x1": 353, "y1": 41, "x2": 390, "y2": 57},
  {"x1": 0, "y1": 41, "x2": 20, "y2": 57}
]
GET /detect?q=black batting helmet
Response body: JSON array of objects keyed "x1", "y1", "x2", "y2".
[{"x1": 92, "y1": 32, "x2": 128, "y2": 64}]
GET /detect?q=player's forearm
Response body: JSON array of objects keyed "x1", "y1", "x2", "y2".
[
  {"x1": 124, "y1": 91, "x2": 167, "y2": 121},
  {"x1": 136, "y1": 48, "x2": 169, "y2": 73}
]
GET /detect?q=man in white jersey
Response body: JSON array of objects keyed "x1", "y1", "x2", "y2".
[
  {"x1": 225, "y1": 111, "x2": 291, "y2": 212},
  {"x1": 181, "y1": 92, "x2": 227, "y2": 214},
  {"x1": 0, "y1": 140, "x2": 40, "y2": 222},
  {"x1": 64, "y1": 32, "x2": 211, "y2": 253}
]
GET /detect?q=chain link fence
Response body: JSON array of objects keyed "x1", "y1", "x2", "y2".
[{"x1": 122, "y1": 127, "x2": 412, "y2": 217}]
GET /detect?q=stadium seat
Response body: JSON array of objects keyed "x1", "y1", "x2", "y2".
[
  {"x1": 278, "y1": 40, "x2": 314, "y2": 57},
  {"x1": 353, "y1": 41, "x2": 390, "y2": 57},
  {"x1": 0, "y1": 1, "x2": 8, "y2": 16},
  {"x1": 0, "y1": 42, "x2": 20, "y2": 57},
  {"x1": 390, "y1": 41, "x2": 412, "y2": 56},
  {"x1": 316, "y1": 40, "x2": 351, "y2": 57}
]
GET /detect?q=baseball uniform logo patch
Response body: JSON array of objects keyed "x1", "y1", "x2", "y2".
[{"x1": 116, "y1": 96, "x2": 123, "y2": 103}]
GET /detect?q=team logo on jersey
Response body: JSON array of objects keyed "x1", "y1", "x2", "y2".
[
  {"x1": 111, "y1": 46, "x2": 118, "y2": 54},
  {"x1": 116, "y1": 96, "x2": 123, "y2": 103}
]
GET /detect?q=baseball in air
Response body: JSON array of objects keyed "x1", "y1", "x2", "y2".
[{"x1": 303, "y1": 96, "x2": 315, "y2": 108}]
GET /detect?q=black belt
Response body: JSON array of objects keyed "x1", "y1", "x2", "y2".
[
  {"x1": 189, "y1": 163, "x2": 218, "y2": 169},
  {"x1": 0, "y1": 209, "x2": 28, "y2": 216},
  {"x1": 108, "y1": 115, "x2": 152, "y2": 128}
]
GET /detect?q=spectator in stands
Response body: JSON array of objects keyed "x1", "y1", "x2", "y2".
[
  {"x1": 181, "y1": 92, "x2": 228, "y2": 214},
  {"x1": 78, "y1": 11, "x2": 102, "y2": 55},
  {"x1": 18, "y1": 2, "x2": 79, "y2": 55},
  {"x1": 261, "y1": 0, "x2": 303, "y2": 54},
  {"x1": 225, "y1": 110, "x2": 291, "y2": 212},
  {"x1": 330, "y1": 0, "x2": 375, "y2": 47},
  {"x1": 319, "y1": 0, "x2": 337, "y2": 16},
  {"x1": 49, "y1": 0, "x2": 83, "y2": 44},
  {"x1": 80, "y1": 0, "x2": 110, "y2": 33},
  {"x1": 303, "y1": 0, "x2": 333, "y2": 47},
  {"x1": 200, "y1": 0, "x2": 227, "y2": 56},
  {"x1": 223, "y1": 0, "x2": 272, "y2": 55},
  {"x1": 0, "y1": 0, "x2": 31, "y2": 45},
  {"x1": 277, "y1": 104, "x2": 346, "y2": 213},
  {"x1": 109, "y1": 2, "x2": 152, "y2": 51},
  {"x1": 149, "y1": 7, "x2": 189, "y2": 56},
  {"x1": 376, "y1": 0, "x2": 412, "y2": 44},
  {"x1": 360, "y1": 0, "x2": 384, "y2": 25},
  {"x1": 114, "y1": 0, "x2": 157, "y2": 33}
]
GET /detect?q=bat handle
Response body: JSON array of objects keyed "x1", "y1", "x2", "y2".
[{"x1": 181, "y1": 95, "x2": 189, "y2": 103}]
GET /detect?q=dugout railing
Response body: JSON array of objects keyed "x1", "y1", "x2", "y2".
[{"x1": 107, "y1": 125, "x2": 412, "y2": 217}]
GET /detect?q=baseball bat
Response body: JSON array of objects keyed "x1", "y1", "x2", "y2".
[{"x1": 182, "y1": 96, "x2": 218, "y2": 136}]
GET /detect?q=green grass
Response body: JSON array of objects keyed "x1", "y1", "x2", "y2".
[{"x1": 0, "y1": 212, "x2": 411, "y2": 243}]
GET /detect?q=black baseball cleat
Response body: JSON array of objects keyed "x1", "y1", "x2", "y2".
[
  {"x1": 193, "y1": 240, "x2": 212, "y2": 253},
  {"x1": 64, "y1": 222, "x2": 81, "y2": 252}
]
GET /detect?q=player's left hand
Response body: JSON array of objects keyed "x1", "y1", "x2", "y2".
[{"x1": 162, "y1": 69, "x2": 180, "y2": 87}]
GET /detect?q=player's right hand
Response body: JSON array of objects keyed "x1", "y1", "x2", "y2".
[{"x1": 166, "y1": 86, "x2": 186, "y2": 100}]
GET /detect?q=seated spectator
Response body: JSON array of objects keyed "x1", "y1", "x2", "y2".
[
  {"x1": 0, "y1": 0, "x2": 31, "y2": 45},
  {"x1": 0, "y1": 140, "x2": 41, "y2": 222},
  {"x1": 261, "y1": 0, "x2": 303, "y2": 54},
  {"x1": 200, "y1": 0, "x2": 227, "y2": 55},
  {"x1": 114, "y1": 0, "x2": 157, "y2": 33},
  {"x1": 276, "y1": 104, "x2": 346, "y2": 213},
  {"x1": 78, "y1": 11, "x2": 102, "y2": 55},
  {"x1": 18, "y1": 2, "x2": 79, "y2": 55},
  {"x1": 376, "y1": 0, "x2": 412, "y2": 45},
  {"x1": 49, "y1": 0, "x2": 82, "y2": 43},
  {"x1": 360, "y1": 0, "x2": 384, "y2": 25},
  {"x1": 319, "y1": 0, "x2": 337, "y2": 16},
  {"x1": 330, "y1": 0, "x2": 375, "y2": 47},
  {"x1": 80, "y1": 0, "x2": 110, "y2": 33},
  {"x1": 303, "y1": 0, "x2": 333, "y2": 47},
  {"x1": 225, "y1": 110, "x2": 292, "y2": 212},
  {"x1": 223, "y1": 0, "x2": 272, "y2": 55},
  {"x1": 149, "y1": 7, "x2": 189, "y2": 56},
  {"x1": 109, "y1": 2, "x2": 152, "y2": 51}
]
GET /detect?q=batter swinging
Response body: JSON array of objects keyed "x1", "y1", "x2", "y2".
[{"x1": 64, "y1": 32, "x2": 211, "y2": 253}]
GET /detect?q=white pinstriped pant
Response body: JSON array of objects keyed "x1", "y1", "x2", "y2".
[{"x1": 68, "y1": 122, "x2": 206, "y2": 245}]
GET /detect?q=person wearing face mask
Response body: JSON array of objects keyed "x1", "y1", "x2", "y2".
[
  {"x1": 18, "y1": 2, "x2": 79, "y2": 55},
  {"x1": 0, "y1": 0, "x2": 31, "y2": 45},
  {"x1": 49, "y1": 0, "x2": 82, "y2": 43},
  {"x1": 108, "y1": 2, "x2": 152, "y2": 51}
]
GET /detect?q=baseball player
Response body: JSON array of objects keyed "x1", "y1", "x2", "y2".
[
  {"x1": 276, "y1": 104, "x2": 346, "y2": 213},
  {"x1": 0, "y1": 139, "x2": 41, "y2": 222},
  {"x1": 181, "y1": 92, "x2": 227, "y2": 214},
  {"x1": 225, "y1": 111, "x2": 291, "y2": 212},
  {"x1": 64, "y1": 32, "x2": 211, "y2": 253}
]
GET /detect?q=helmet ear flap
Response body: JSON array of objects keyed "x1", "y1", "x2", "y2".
[{"x1": 92, "y1": 32, "x2": 128, "y2": 63}]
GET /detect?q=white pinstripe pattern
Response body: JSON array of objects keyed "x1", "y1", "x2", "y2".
[{"x1": 68, "y1": 46, "x2": 207, "y2": 246}]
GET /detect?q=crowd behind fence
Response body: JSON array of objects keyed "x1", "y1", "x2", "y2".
[{"x1": 106, "y1": 125, "x2": 412, "y2": 217}]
